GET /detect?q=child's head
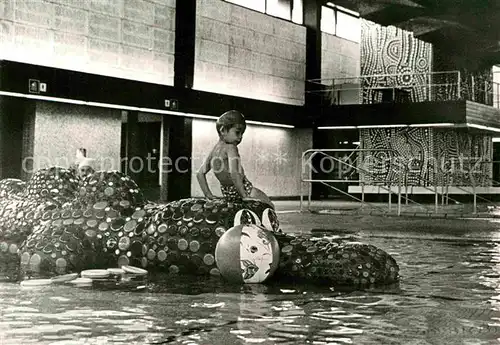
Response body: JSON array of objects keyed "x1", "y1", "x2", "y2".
[
  {"x1": 78, "y1": 158, "x2": 96, "y2": 177},
  {"x1": 216, "y1": 110, "x2": 247, "y2": 144},
  {"x1": 76, "y1": 148, "x2": 87, "y2": 159}
]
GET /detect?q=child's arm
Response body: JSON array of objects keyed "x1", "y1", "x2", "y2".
[
  {"x1": 226, "y1": 145, "x2": 249, "y2": 198},
  {"x1": 196, "y1": 152, "x2": 215, "y2": 199}
]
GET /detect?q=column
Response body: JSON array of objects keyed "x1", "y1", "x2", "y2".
[
  {"x1": 174, "y1": 0, "x2": 196, "y2": 89},
  {"x1": 304, "y1": 0, "x2": 322, "y2": 108}
]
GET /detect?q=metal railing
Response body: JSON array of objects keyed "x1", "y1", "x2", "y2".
[
  {"x1": 300, "y1": 149, "x2": 500, "y2": 216},
  {"x1": 307, "y1": 71, "x2": 461, "y2": 105},
  {"x1": 300, "y1": 149, "x2": 452, "y2": 215},
  {"x1": 307, "y1": 70, "x2": 500, "y2": 109},
  {"x1": 463, "y1": 80, "x2": 500, "y2": 108}
]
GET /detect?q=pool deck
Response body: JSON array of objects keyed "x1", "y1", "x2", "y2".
[
  {"x1": 273, "y1": 199, "x2": 500, "y2": 217},
  {"x1": 273, "y1": 200, "x2": 500, "y2": 238}
]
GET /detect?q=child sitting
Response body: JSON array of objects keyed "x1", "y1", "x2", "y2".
[{"x1": 196, "y1": 110, "x2": 274, "y2": 209}]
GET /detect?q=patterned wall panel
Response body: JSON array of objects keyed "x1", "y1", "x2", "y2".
[
  {"x1": 433, "y1": 129, "x2": 492, "y2": 186},
  {"x1": 359, "y1": 128, "x2": 493, "y2": 187},
  {"x1": 359, "y1": 128, "x2": 433, "y2": 186},
  {"x1": 360, "y1": 20, "x2": 433, "y2": 104}
]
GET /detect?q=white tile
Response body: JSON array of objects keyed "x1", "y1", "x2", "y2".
[
  {"x1": 0, "y1": 20, "x2": 13, "y2": 44},
  {"x1": 198, "y1": 39, "x2": 229, "y2": 65},
  {"x1": 147, "y1": 0, "x2": 175, "y2": 8},
  {"x1": 0, "y1": 0, "x2": 14, "y2": 21},
  {"x1": 154, "y1": 4, "x2": 175, "y2": 30},
  {"x1": 122, "y1": 20, "x2": 152, "y2": 49},
  {"x1": 15, "y1": 0, "x2": 54, "y2": 28},
  {"x1": 120, "y1": 44, "x2": 153, "y2": 71},
  {"x1": 88, "y1": 13, "x2": 120, "y2": 42},
  {"x1": 228, "y1": 24, "x2": 247, "y2": 47},
  {"x1": 14, "y1": 23, "x2": 54, "y2": 56},
  {"x1": 251, "y1": 51, "x2": 273, "y2": 75},
  {"x1": 89, "y1": 0, "x2": 123, "y2": 17},
  {"x1": 54, "y1": 4, "x2": 88, "y2": 35},
  {"x1": 198, "y1": 0, "x2": 230, "y2": 22},
  {"x1": 153, "y1": 28, "x2": 175, "y2": 54},
  {"x1": 123, "y1": 0, "x2": 154, "y2": 24},
  {"x1": 228, "y1": 46, "x2": 249, "y2": 69}
]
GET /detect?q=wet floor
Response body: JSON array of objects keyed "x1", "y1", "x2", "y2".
[{"x1": 1, "y1": 213, "x2": 500, "y2": 345}]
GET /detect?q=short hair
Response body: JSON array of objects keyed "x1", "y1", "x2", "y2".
[
  {"x1": 77, "y1": 148, "x2": 87, "y2": 157},
  {"x1": 216, "y1": 110, "x2": 246, "y2": 136}
]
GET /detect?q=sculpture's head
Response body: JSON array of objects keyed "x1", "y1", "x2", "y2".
[
  {"x1": 24, "y1": 167, "x2": 79, "y2": 204},
  {"x1": 232, "y1": 199, "x2": 280, "y2": 233}
]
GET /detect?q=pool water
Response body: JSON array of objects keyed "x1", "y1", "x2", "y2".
[{"x1": 1, "y1": 214, "x2": 500, "y2": 345}]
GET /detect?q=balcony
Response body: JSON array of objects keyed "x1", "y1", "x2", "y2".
[{"x1": 309, "y1": 70, "x2": 500, "y2": 131}]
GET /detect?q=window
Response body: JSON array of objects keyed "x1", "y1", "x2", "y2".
[
  {"x1": 267, "y1": 0, "x2": 292, "y2": 20},
  {"x1": 224, "y1": 0, "x2": 303, "y2": 24},
  {"x1": 321, "y1": 6, "x2": 336, "y2": 35},
  {"x1": 321, "y1": 3, "x2": 360, "y2": 43},
  {"x1": 291, "y1": 0, "x2": 303, "y2": 24},
  {"x1": 337, "y1": 11, "x2": 360, "y2": 42},
  {"x1": 225, "y1": 0, "x2": 265, "y2": 12}
]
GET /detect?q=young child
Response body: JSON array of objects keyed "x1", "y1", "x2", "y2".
[
  {"x1": 197, "y1": 110, "x2": 274, "y2": 209},
  {"x1": 69, "y1": 148, "x2": 87, "y2": 174},
  {"x1": 78, "y1": 157, "x2": 96, "y2": 178}
]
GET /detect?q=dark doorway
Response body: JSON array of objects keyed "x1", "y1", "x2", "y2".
[
  {"x1": 121, "y1": 113, "x2": 162, "y2": 201},
  {"x1": 0, "y1": 96, "x2": 29, "y2": 179},
  {"x1": 311, "y1": 128, "x2": 360, "y2": 199}
]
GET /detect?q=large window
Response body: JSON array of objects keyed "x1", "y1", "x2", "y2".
[
  {"x1": 225, "y1": 0, "x2": 265, "y2": 12},
  {"x1": 224, "y1": 0, "x2": 303, "y2": 24},
  {"x1": 321, "y1": 6, "x2": 336, "y2": 35},
  {"x1": 321, "y1": 3, "x2": 360, "y2": 43}
]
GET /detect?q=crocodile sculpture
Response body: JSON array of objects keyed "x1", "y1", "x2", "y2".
[{"x1": 0, "y1": 167, "x2": 399, "y2": 288}]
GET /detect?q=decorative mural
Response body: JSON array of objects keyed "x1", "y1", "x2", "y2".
[
  {"x1": 359, "y1": 128, "x2": 493, "y2": 187},
  {"x1": 360, "y1": 20, "x2": 433, "y2": 104},
  {"x1": 359, "y1": 128, "x2": 433, "y2": 186},
  {"x1": 433, "y1": 129, "x2": 493, "y2": 186}
]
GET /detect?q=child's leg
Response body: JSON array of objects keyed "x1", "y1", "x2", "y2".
[{"x1": 249, "y1": 187, "x2": 274, "y2": 209}]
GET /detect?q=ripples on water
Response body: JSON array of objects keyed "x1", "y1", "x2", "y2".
[{"x1": 2, "y1": 223, "x2": 500, "y2": 344}]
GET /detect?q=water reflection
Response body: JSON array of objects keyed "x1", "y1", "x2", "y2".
[{"x1": 2, "y1": 229, "x2": 500, "y2": 344}]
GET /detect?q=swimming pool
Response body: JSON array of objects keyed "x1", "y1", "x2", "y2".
[{"x1": 1, "y1": 213, "x2": 499, "y2": 345}]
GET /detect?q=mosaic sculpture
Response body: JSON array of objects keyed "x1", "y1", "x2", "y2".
[{"x1": 0, "y1": 167, "x2": 399, "y2": 288}]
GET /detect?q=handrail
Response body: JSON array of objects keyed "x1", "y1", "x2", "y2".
[
  {"x1": 301, "y1": 149, "x2": 423, "y2": 215},
  {"x1": 307, "y1": 70, "x2": 461, "y2": 84},
  {"x1": 301, "y1": 148, "x2": 497, "y2": 216},
  {"x1": 306, "y1": 150, "x2": 440, "y2": 213}
]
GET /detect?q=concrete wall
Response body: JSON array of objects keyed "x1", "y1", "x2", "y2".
[
  {"x1": 322, "y1": 32, "x2": 360, "y2": 104},
  {"x1": 191, "y1": 118, "x2": 312, "y2": 197},
  {"x1": 0, "y1": 0, "x2": 175, "y2": 85},
  {"x1": 321, "y1": 32, "x2": 360, "y2": 80},
  {"x1": 32, "y1": 102, "x2": 122, "y2": 173},
  {"x1": 194, "y1": 0, "x2": 306, "y2": 105}
]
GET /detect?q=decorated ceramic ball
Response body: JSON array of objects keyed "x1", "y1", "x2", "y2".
[{"x1": 215, "y1": 224, "x2": 280, "y2": 284}]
